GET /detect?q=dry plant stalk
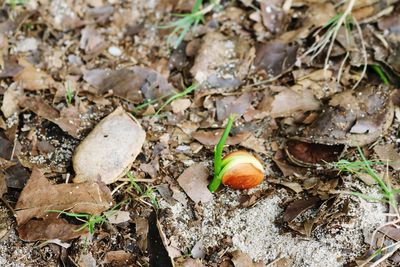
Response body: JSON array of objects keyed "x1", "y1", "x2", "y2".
[{"x1": 302, "y1": 0, "x2": 367, "y2": 89}]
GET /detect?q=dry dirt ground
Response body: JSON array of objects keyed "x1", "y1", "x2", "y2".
[{"x1": 0, "y1": 0, "x2": 400, "y2": 266}]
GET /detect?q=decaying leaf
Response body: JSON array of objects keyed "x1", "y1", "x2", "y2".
[
  {"x1": 103, "y1": 250, "x2": 133, "y2": 265},
  {"x1": 73, "y1": 107, "x2": 145, "y2": 184},
  {"x1": 293, "y1": 85, "x2": 394, "y2": 146},
  {"x1": 270, "y1": 88, "x2": 320, "y2": 118},
  {"x1": 19, "y1": 96, "x2": 81, "y2": 138},
  {"x1": 191, "y1": 32, "x2": 252, "y2": 88},
  {"x1": 285, "y1": 140, "x2": 344, "y2": 167},
  {"x1": 192, "y1": 130, "x2": 251, "y2": 146},
  {"x1": 14, "y1": 58, "x2": 54, "y2": 91},
  {"x1": 0, "y1": 157, "x2": 15, "y2": 170},
  {"x1": 0, "y1": 172, "x2": 7, "y2": 197},
  {"x1": 216, "y1": 93, "x2": 252, "y2": 121},
  {"x1": 284, "y1": 197, "x2": 321, "y2": 222},
  {"x1": 254, "y1": 42, "x2": 298, "y2": 78},
  {"x1": 135, "y1": 217, "x2": 149, "y2": 252},
  {"x1": 1, "y1": 83, "x2": 22, "y2": 118},
  {"x1": 177, "y1": 163, "x2": 212, "y2": 204},
  {"x1": 231, "y1": 250, "x2": 264, "y2": 267},
  {"x1": 83, "y1": 67, "x2": 175, "y2": 104},
  {"x1": 18, "y1": 213, "x2": 87, "y2": 241},
  {"x1": 374, "y1": 144, "x2": 400, "y2": 170},
  {"x1": 15, "y1": 167, "x2": 113, "y2": 226}
]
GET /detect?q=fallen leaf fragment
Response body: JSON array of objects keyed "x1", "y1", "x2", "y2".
[
  {"x1": 18, "y1": 213, "x2": 87, "y2": 241},
  {"x1": 135, "y1": 217, "x2": 149, "y2": 251},
  {"x1": 177, "y1": 163, "x2": 212, "y2": 203},
  {"x1": 103, "y1": 250, "x2": 133, "y2": 265},
  {"x1": 254, "y1": 42, "x2": 298, "y2": 78},
  {"x1": 284, "y1": 197, "x2": 321, "y2": 222},
  {"x1": 192, "y1": 130, "x2": 251, "y2": 146},
  {"x1": 231, "y1": 250, "x2": 264, "y2": 267},
  {"x1": 83, "y1": 67, "x2": 175, "y2": 104},
  {"x1": 73, "y1": 107, "x2": 145, "y2": 184},
  {"x1": 191, "y1": 32, "x2": 252, "y2": 88},
  {"x1": 0, "y1": 172, "x2": 7, "y2": 197},
  {"x1": 374, "y1": 144, "x2": 400, "y2": 170},
  {"x1": 14, "y1": 58, "x2": 54, "y2": 91},
  {"x1": 0, "y1": 157, "x2": 16, "y2": 170},
  {"x1": 106, "y1": 210, "x2": 131, "y2": 224},
  {"x1": 15, "y1": 167, "x2": 113, "y2": 226},
  {"x1": 176, "y1": 258, "x2": 204, "y2": 267},
  {"x1": 270, "y1": 89, "x2": 320, "y2": 118},
  {"x1": 1, "y1": 83, "x2": 22, "y2": 118}
]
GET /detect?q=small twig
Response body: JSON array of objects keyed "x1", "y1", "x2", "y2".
[
  {"x1": 111, "y1": 182, "x2": 128, "y2": 195},
  {"x1": 352, "y1": 16, "x2": 368, "y2": 89}
]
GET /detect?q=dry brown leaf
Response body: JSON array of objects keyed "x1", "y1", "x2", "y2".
[
  {"x1": 254, "y1": 42, "x2": 298, "y2": 78},
  {"x1": 1, "y1": 83, "x2": 22, "y2": 118},
  {"x1": 135, "y1": 217, "x2": 149, "y2": 252},
  {"x1": 17, "y1": 213, "x2": 87, "y2": 241},
  {"x1": 297, "y1": 85, "x2": 394, "y2": 146},
  {"x1": 283, "y1": 197, "x2": 320, "y2": 222},
  {"x1": 106, "y1": 210, "x2": 131, "y2": 224},
  {"x1": 259, "y1": 0, "x2": 286, "y2": 34},
  {"x1": 0, "y1": 157, "x2": 16, "y2": 170},
  {"x1": 80, "y1": 26, "x2": 107, "y2": 55},
  {"x1": 19, "y1": 96, "x2": 59, "y2": 120},
  {"x1": 14, "y1": 58, "x2": 54, "y2": 91},
  {"x1": 374, "y1": 144, "x2": 400, "y2": 170},
  {"x1": 231, "y1": 250, "x2": 264, "y2": 267},
  {"x1": 177, "y1": 163, "x2": 212, "y2": 204},
  {"x1": 103, "y1": 250, "x2": 133, "y2": 265},
  {"x1": 285, "y1": 140, "x2": 344, "y2": 167},
  {"x1": 83, "y1": 67, "x2": 175, "y2": 104},
  {"x1": 73, "y1": 107, "x2": 145, "y2": 184},
  {"x1": 0, "y1": 172, "x2": 7, "y2": 197},
  {"x1": 216, "y1": 93, "x2": 252, "y2": 121},
  {"x1": 270, "y1": 88, "x2": 320, "y2": 118},
  {"x1": 176, "y1": 258, "x2": 205, "y2": 267},
  {"x1": 191, "y1": 32, "x2": 251, "y2": 88},
  {"x1": 192, "y1": 130, "x2": 251, "y2": 146},
  {"x1": 15, "y1": 167, "x2": 113, "y2": 226},
  {"x1": 19, "y1": 96, "x2": 82, "y2": 138}
]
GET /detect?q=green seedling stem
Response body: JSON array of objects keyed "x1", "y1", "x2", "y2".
[
  {"x1": 371, "y1": 64, "x2": 390, "y2": 85},
  {"x1": 160, "y1": 0, "x2": 221, "y2": 49},
  {"x1": 208, "y1": 114, "x2": 236, "y2": 192},
  {"x1": 154, "y1": 84, "x2": 198, "y2": 116},
  {"x1": 47, "y1": 201, "x2": 128, "y2": 235}
]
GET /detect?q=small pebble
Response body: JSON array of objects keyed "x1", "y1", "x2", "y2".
[{"x1": 108, "y1": 46, "x2": 122, "y2": 57}]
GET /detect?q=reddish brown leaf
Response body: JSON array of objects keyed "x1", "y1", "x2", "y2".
[
  {"x1": 15, "y1": 167, "x2": 113, "y2": 226},
  {"x1": 17, "y1": 213, "x2": 87, "y2": 241}
]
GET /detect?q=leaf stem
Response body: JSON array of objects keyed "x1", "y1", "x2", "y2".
[{"x1": 208, "y1": 114, "x2": 236, "y2": 192}]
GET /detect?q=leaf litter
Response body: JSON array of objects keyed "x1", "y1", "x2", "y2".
[{"x1": 0, "y1": 0, "x2": 400, "y2": 266}]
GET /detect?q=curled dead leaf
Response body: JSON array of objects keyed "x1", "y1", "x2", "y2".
[{"x1": 15, "y1": 168, "x2": 113, "y2": 226}]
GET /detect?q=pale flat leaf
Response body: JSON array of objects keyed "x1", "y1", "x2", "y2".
[
  {"x1": 73, "y1": 107, "x2": 145, "y2": 184},
  {"x1": 177, "y1": 163, "x2": 212, "y2": 204}
]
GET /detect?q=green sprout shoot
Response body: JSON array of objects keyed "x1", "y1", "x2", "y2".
[
  {"x1": 332, "y1": 147, "x2": 399, "y2": 213},
  {"x1": 208, "y1": 114, "x2": 236, "y2": 192},
  {"x1": 160, "y1": 0, "x2": 221, "y2": 49},
  {"x1": 126, "y1": 172, "x2": 159, "y2": 209},
  {"x1": 154, "y1": 83, "x2": 198, "y2": 116},
  {"x1": 47, "y1": 201, "x2": 127, "y2": 235},
  {"x1": 6, "y1": 0, "x2": 27, "y2": 8},
  {"x1": 370, "y1": 64, "x2": 390, "y2": 85},
  {"x1": 65, "y1": 81, "x2": 74, "y2": 105}
]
